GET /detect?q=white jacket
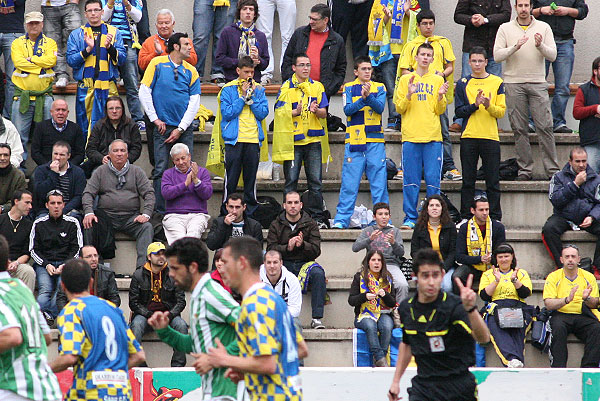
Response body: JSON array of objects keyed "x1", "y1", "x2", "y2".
[
  {"x1": 0, "y1": 118, "x2": 24, "y2": 168},
  {"x1": 260, "y1": 264, "x2": 302, "y2": 318}
]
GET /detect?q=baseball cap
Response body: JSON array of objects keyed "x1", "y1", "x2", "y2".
[
  {"x1": 147, "y1": 242, "x2": 166, "y2": 256},
  {"x1": 25, "y1": 12, "x2": 44, "y2": 24}
]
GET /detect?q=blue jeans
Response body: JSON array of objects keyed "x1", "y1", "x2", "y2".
[
  {"x1": 152, "y1": 125, "x2": 194, "y2": 214},
  {"x1": 355, "y1": 314, "x2": 394, "y2": 361},
  {"x1": 192, "y1": 0, "x2": 237, "y2": 79},
  {"x1": 285, "y1": 259, "x2": 326, "y2": 319},
  {"x1": 121, "y1": 42, "x2": 144, "y2": 122},
  {"x1": 585, "y1": 143, "x2": 600, "y2": 173},
  {"x1": 130, "y1": 314, "x2": 189, "y2": 367},
  {"x1": 440, "y1": 110, "x2": 456, "y2": 172},
  {"x1": 375, "y1": 55, "x2": 400, "y2": 121},
  {"x1": 402, "y1": 141, "x2": 442, "y2": 222},
  {"x1": 283, "y1": 141, "x2": 324, "y2": 220},
  {"x1": 35, "y1": 262, "x2": 62, "y2": 318},
  {"x1": 546, "y1": 40, "x2": 574, "y2": 129},
  {"x1": 41, "y1": 3, "x2": 81, "y2": 79},
  {"x1": 11, "y1": 95, "x2": 53, "y2": 163},
  {"x1": 0, "y1": 32, "x2": 19, "y2": 118}
]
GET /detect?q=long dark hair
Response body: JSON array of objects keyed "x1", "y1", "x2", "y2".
[
  {"x1": 101, "y1": 96, "x2": 131, "y2": 127},
  {"x1": 360, "y1": 250, "x2": 391, "y2": 289},
  {"x1": 416, "y1": 194, "x2": 451, "y2": 228}
]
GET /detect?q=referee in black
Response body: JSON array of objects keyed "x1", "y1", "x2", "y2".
[{"x1": 388, "y1": 249, "x2": 490, "y2": 401}]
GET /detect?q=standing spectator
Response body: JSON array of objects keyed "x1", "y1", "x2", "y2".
[
  {"x1": 192, "y1": 0, "x2": 237, "y2": 86},
  {"x1": 532, "y1": 0, "x2": 588, "y2": 133},
  {"x1": 450, "y1": 0, "x2": 511, "y2": 133},
  {"x1": 206, "y1": 193, "x2": 264, "y2": 251},
  {"x1": 82, "y1": 139, "x2": 154, "y2": 268},
  {"x1": 32, "y1": 141, "x2": 86, "y2": 218},
  {"x1": 0, "y1": 189, "x2": 35, "y2": 292},
  {"x1": 352, "y1": 202, "x2": 407, "y2": 304},
  {"x1": 332, "y1": 56, "x2": 388, "y2": 229},
  {"x1": 215, "y1": 0, "x2": 269, "y2": 83},
  {"x1": 67, "y1": 0, "x2": 126, "y2": 137},
  {"x1": 101, "y1": 0, "x2": 145, "y2": 129},
  {"x1": 11, "y1": 12, "x2": 57, "y2": 166},
  {"x1": 31, "y1": 99, "x2": 86, "y2": 166},
  {"x1": 454, "y1": 47, "x2": 506, "y2": 222},
  {"x1": 267, "y1": 191, "x2": 327, "y2": 329},
  {"x1": 348, "y1": 250, "x2": 396, "y2": 367},
  {"x1": 281, "y1": 4, "x2": 346, "y2": 102},
  {"x1": 41, "y1": 0, "x2": 83, "y2": 88},
  {"x1": 573, "y1": 57, "x2": 600, "y2": 173},
  {"x1": 394, "y1": 42, "x2": 449, "y2": 229},
  {"x1": 208, "y1": 56, "x2": 268, "y2": 217},
  {"x1": 129, "y1": 242, "x2": 188, "y2": 367},
  {"x1": 0, "y1": 117, "x2": 24, "y2": 168},
  {"x1": 494, "y1": 0, "x2": 559, "y2": 180},
  {"x1": 398, "y1": 10, "x2": 460, "y2": 181},
  {"x1": 330, "y1": 0, "x2": 373, "y2": 59},
  {"x1": 256, "y1": 0, "x2": 295, "y2": 85},
  {"x1": 260, "y1": 249, "x2": 302, "y2": 322},
  {"x1": 139, "y1": 32, "x2": 201, "y2": 215},
  {"x1": 162, "y1": 143, "x2": 213, "y2": 244},
  {"x1": 0, "y1": 0, "x2": 25, "y2": 118},
  {"x1": 85, "y1": 96, "x2": 142, "y2": 174},
  {"x1": 273, "y1": 53, "x2": 330, "y2": 227},
  {"x1": 30, "y1": 190, "x2": 83, "y2": 324},
  {"x1": 0, "y1": 144, "x2": 26, "y2": 214},
  {"x1": 542, "y1": 147, "x2": 600, "y2": 270}
]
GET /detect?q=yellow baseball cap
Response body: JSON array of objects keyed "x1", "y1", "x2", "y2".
[
  {"x1": 147, "y1": 242, "x2": 166, "y2": 256},
  {"x1": 25, "y1": 12, "x2": 44, "y2": 23}
]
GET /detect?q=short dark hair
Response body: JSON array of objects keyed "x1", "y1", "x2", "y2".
[
  {"x1": 593, "y1": 56, "x2": 600, "y2": 73},
  {"x1": 353, "y1": 55, "x2": 372, "y2": 70},
  {"x1": 0, "y1": 143, "x2": 11, "y2": 156},
  {"x1": 491, "y1": 242, "x2": 517, "y2": 269},
  {"x1": 11, "y1": 189, "x2": 32, "y2": 207},
  {"x1": 264, "y1": 249, "x2": 282, "y2": 262},
  {"x1": 373, "y1": 202, "x2": 390, "y2": 215},
  {"x1": 165, "y1": 237, "x2": 210, "y2": 274},
  {"x1": 226, "y1": 193, "x2": 245, "y2": 205},
  {"x1": 416, "y1": 9, "x2": 435, "y2": 24},
  {"x1": 0, "y1": 235, "x2": 8, "y2": 272},
  {"x1": 469, "y1": 46, "x2": 488, "y2": 60},
  {"x1": 61, "y1": 259, "x2": 92, "y2": 293},
  {"x1": 472, "y1": 195, "x2": 489, "y2": 210},
  {"x1": 53, "y1": 140, "x2": 71, "y2": 155},
  {"x1": 238, "y1": 55, "x2": 255, "y2": 70},
  {"x1": 569, "y1": 146, "x2": 587, "y2": 160},
  {"x1": 235, "y1": 0, "x2": 259, "y2": 22},
  {"x1": 310, "y1": 3, "x2": 330, "y2": 21},
  {"x1": 284, "y1": 191, "x2": 301, "y2": 202},
  {"x1": 412, "y1": 248, "x2": 443, "y2": 274},
  {"x1": 224, "y1": 236, "x2": 263, "y2": 272},
  {"x1": 293, "y1": 53, "x2": 310, "y2": 66},
  {"x1": 167, "y1": 32, "x2": 189, "y2": 54},
  {"x1": 84, "y1": 0, "x2": 102, "y2": 11},
  {"x1": 416, "y1": 42, "x2": 434, "y2": 56}
]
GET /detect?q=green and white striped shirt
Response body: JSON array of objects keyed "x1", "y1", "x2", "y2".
[{"x1": 0, "y1": 272, "x2": 62, "y2": 401}]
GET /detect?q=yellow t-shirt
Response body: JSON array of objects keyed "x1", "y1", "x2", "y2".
[
  {"x1": 543, "y1": 268, "x2": 600, "y2": 318},
  {"x1": 479, "y1": 268, "x2": 532, "y2": 302},
  {"x1": 237, "y1": 105, "x2": 259, "y2": 144},
  {"x1": 398, "y1": 35, "x2": 455, "y2": 76},
  {"x1": 427, "y1": 222, "x2": 442, "y2": 258}
]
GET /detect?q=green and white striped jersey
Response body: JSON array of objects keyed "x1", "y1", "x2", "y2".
[{"x1": 0, "y1": 273, "x2": 62, "y2": 401}]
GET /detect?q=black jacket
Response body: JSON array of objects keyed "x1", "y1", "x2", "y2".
[
  {"x1": 86, "y1": 117, "x2": 142, "y2": 167},
  {"x1": 281, "y1": 25, "x2": 347, "y2": 100},
  {"x1": 31, "y1": 119, "x2": 86, "y2": 166},
  {"x1": 456, "y1": 219, "x2": 506, "y2": 266},
  {"x1": 411, "y1": 222, "x2": 457, "y2": 271},
  {"x1": 205, "y1": 214, "x2": 264, "y2": 251},
  {"x1": 56, "y1": 263, "x2": 120, "y2": 311},
  {"x1": 532, "y1": 0, "x2": 588, "y2": 41},
  {"x1": 30, "y1": 214, "x2": 82, "y2": 267},
  {"x1": 454, "y1": 0, "x2": 512, "y2": 53},
  {"x1": 574, "y1": 79, "x2": 600, "y2": 146},
  {"x1": 266, "y1": 210, "x2": 321, "y2": 262},
  {"x1": 348, "y1": 272, "x2": 396, "y2": 318},
  {"x1": 32, "y1": 162, "x2": 86, "y2": 214},
  {"x1": 129, "y1": 264, "x2": 186, "y2": 319}
]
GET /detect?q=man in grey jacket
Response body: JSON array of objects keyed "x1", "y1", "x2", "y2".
[{"x1": 352, "y1": 202, "x2": 407, "y2": 303}]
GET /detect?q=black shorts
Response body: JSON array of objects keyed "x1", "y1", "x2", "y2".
[{"x1": 408, "y1": 372, "x2": 478, "y2": 401}]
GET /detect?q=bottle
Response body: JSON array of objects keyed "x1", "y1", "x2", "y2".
[
  {"x1": 273, "y1": 164, "x2": 280, "y2": 181},
  {"x1": 360, "y1": 209, "x2": 368, "y2": 228}
]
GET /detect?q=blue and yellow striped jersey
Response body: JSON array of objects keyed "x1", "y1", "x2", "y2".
[
  {"x1": 343, "y1": 79, "x2": 387, "y2": 151},
  {"x1": 57, "y1": 296, "x2": 142, "y2": 401}
]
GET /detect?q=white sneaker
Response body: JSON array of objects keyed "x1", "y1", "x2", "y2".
[
  {"x1": 311, "y1": 319, "x2": 325, "y2": 329},
  {"x1": 507, "y1": 359, "x2": 524, "y2": 368},
  {"x1": 55, "y1": 77, "x2": 68, "y2": 88}
]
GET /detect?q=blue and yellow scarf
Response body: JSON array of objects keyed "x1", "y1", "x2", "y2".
[
  {"x1": 345, "y1": 79, "x2": 385, "y2": 152},
  {"x1": 236, "y1": 21, "x2": 256, "y2": 58},
  {"x1": 358, "y1": 271, "x2": 392, "y2": 322},
  {"x1": 0, "y1": 0, "x2": 15, "y2": 14}
]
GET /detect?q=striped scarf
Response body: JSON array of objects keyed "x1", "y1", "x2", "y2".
[
  {"x1": 466, "y1": 217, "x2": 492, "y2": 272},
  {"x1": 345, "y1": 79, "x2": 384, "y2": 152},
  {"x1": 291, "y1": 73, "x2": 310, "y2": 121},
  {"x1": 236, "y1": 21, "x2": 256, "y2": 59},
  {"x1": 82, "y1": 23, "x2": 115, "y2": 91},
  {"x1": 0, "y1": 0, "x2": 15, "y2": 13},
  {"x1": 358, "y1": 271, "x2": 392, "y2": 322}
]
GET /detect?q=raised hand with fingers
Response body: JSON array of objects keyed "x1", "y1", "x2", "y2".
[
  {"x1": 582, "y1": 285, "x2": 593, "y2": 302},
  {"x1": 455, "y1": 274, "x2": 477, "y2": 311},
  {"x1": 147, "y1": 311, "x2": 170, "y2": 330},
  {"x1": 407, "y1": 75, "x2": 417, "y2": 98}
]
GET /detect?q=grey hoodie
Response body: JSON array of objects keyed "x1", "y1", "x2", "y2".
[{"x1": 352, "y1": 225, "x2": 405, "y2": 266}]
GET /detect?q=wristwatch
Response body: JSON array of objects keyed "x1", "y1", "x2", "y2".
[{"x1": 511, "y1": 277, "x2": 518, "y2": 283}]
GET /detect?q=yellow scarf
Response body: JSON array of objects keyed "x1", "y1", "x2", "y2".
[
  {"x1": 212, "y1": 0, "x2": 230, "y2": 6},
  {"x1": 466, "y1": 217, "x2": 492, "y2": 272},
  {"x1": 345, "y1": 79, "x2": 384, "y2": 151},
  {"x1": 194, "y1": 104, "x2": 214, "y2": 132},
  {"x1": 358, "y1": 271, "x2": 392, "y2": 322},
  {"x1": 81, "y1": 23, "x2": 118, "y2": 90}
]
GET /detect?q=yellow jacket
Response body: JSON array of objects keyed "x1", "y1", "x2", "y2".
[{"x1": 11, "y1": 34, "x2": 57, "y2": 93}]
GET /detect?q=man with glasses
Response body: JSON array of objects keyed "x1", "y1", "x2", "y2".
[
  {"x1": 542, "y1": 147, "x2": 600, "y2": 272},
  {"x1": 140, "y1": 32, "x2": 201, "y2": 215},
  {"x1": 0, "y1": 144, "x2": 27, "y2": 215}
]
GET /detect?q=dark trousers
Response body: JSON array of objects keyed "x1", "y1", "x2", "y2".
[
  {"x1": 549, "y1": 311, "x2": 600, "y2": 367},
  {"x1": 542, "y1": 214, "x2": 600, "y2": 268},
  {"x1": 451, "y1": 264, "x2": 483, "y2": 295},
  {"x1": 330, "y1": 0, "x2": 373, "y2": 58},
  {"x1": 222, "y1": 142, "x2": 260, "y2": 216},
  {"x1": 284, "y1": 259, "x2": 325, "y2": 319},
  {"x1": 459, "y1": 138, "x2": 502, "y2": 220},
  {"x1": 408, "y1": 372, "x2": 477, "y2": 401}
]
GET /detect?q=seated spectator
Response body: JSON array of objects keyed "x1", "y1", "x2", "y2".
[
  {"x1": 348, "y1": 250, "x2": 396, "y2": 367},
  {"x1": 162, "y1": 143, "x2": 212, "y2": 244},
  {"x1": 82, "y1": 139, "x2": 155, "y2": 268},
  {"x1": 542, "y1": 147, "x2": 600, "y2": 271},
  {"x1": 0, "y1": 117, "x2": 24, "y2": 168},
  {"x1": 260, "y1": 250, "x2": 302, "y2": 322},
  {"x1": 31, "y1": 99, "x2": 85, "y2": 166},
  {"x1": 453, "y1": 196, "x2": 505, "y2": 292},
  {"x1": 479, "y1": 243, "x2": 534, "y2": 368},
  {"x1": 32, "y1": 141, "x2": 86, "y2": 218},
  {"x1": 56, "y1": 245, "x2": 120, "y2": 311},
  {"x1": 0, "y1": 189, "x2": 35, "y2": 292},
  {"x1": 0, "y1": 144, "x2": 27, "y2": 214},
  {"x1": 211, "y1": 248, "x2": 235, "y2": 297},
  {"x1": 30, "y1": 189, "x2": 83, "y2": 324},
  {"x1": 206, "y1": 193, "x2": 263, "y2": 251},
  {"x1": 411, "y1": 195, "x2": 457, "y2": 292},
  {"x1": 129, "y1": 242, "x2": 188, "y2": 367},
  {"x1": 85, "y1": 96, "x2": 142, "y2": 175},
  {"x1": 543, "y1": 244, "x2": 600, "y2": 368},
  {"x1": 215, "y1": 0, "x2": 269, "y2": 83},
  {"x1": 573, "y1": 57, "x2": 600, "y2": 173},
  {"x1": 352, "y1": 202, "x2": 408, "y2": 304},
  {"x1": 267, "y1": 191, "x2": 326, "y2": 329}
]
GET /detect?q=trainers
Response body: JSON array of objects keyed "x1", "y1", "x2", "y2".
[
  {"x1": 317, "y1": 221, "x2": 329, "y2": 230},
  {"x1": 42, "y1": 311, "x2": 55, "y2": 328},
  {"x1": 393, "y1": 169, "x2": 403, "y2": 181},
  {"x1": 400, "y1": 220, "x2": 415, "y2": 230},
  {"x1": 515, "y1": 174, "x2": 531, "y2": 181},
  {"x1": 136, "y1": 121, "x2": 146, "y2": 131},
  {"x1": 211, "y1": 77, "x2": 227, "y2": 87},
  {"x1": 374, "y1": 357, "x2": 389, "y2": 367},
  {"x1": 311, "y1": 319, "x2": 325, "y2": 329},
  {"x1": 449, "y1": 122, "x2": 462, "y2": 132},
  {"x1": 55, "y1": 77, "x2": 68, "y2": 88},
  {"x1": 507, "y1": 359, "x2": 524, "y2": 368},
  {"x1": 331, "y1": 222, "x2": 344, "y2": 229},
  {"x1": 260, "y1": 77, "x2": 272, "y2": 86},
  {"x1": 554, "y1": 125, "x2": 573, "y2": 134},
  {"x1": 444, "y1": 168, "x2": 462, "y2": 181}
]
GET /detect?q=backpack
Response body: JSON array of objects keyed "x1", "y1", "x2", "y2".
[
  {"x1": 531, "y1": 307, "x2": 552, "y2": 352},
  {"x1": 439, "y1": 191, "x2": 461, "y2": 224},
  {"x1": 476, "y1": 158, "x2": 519, "y2": 181},
  {"x1": 326, "y1": 113, "x2": 346, "y2": 132},
  {"x1": 253, "y1": 196, "x2": 282, "y2": 229}
]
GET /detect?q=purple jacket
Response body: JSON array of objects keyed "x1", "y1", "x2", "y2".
[
  {"x1": 161, "y1": 166, "x2": 213, "y2": 214},
  {"x1": 215, "y1": 23, "x2": 269, "y2": 82}
]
